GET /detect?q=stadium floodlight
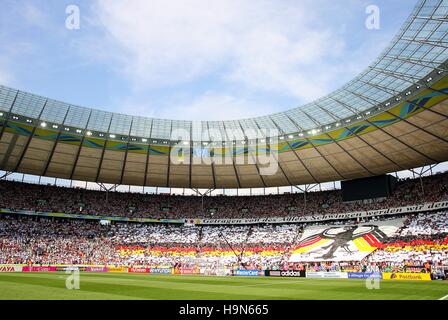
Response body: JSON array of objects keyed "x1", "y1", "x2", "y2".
[
  {"x1": 86, "y1": 131, "x2": 92, "y2": 136},
  {"x1": 109, "y1": 134, "x2": 116, "y2": 138},
  {"x1": 40, "y1": 122, "x2": 47, "y2": 127},
  {"x1": 0, "y1": 112, "x2": 3, "y2": 116},
  {"x1": 142, "y1": 138, "x2": 147, "y2": 142}
]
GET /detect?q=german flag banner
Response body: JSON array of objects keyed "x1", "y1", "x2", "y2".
[{"x1": 289, "y1": 218, "x2": 404, "y2": 262}]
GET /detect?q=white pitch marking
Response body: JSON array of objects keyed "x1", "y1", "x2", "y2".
[{"x1": 439, "y1": 294, "x2": 448, "y2": 300}]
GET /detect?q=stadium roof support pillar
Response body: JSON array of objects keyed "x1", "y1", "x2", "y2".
[
  {"x1": 69, "y1": 110, "x2": 93, "y2": 181},
  {"x1": 13, "y1": 100, "x2": 47, "y2": 175},
  {"x1": 119, "y1": 118, "x2": 134, "y2": 186},
  {"x1": 97, "y1": 183, "x2": 119, "y2": 202},
  {"x1": 0, "y1": 171, "x2": 13, "y2": 180},
  {"x1": 421, "y1": 164, "x2": 439, "y2": 176},
  {"x1": 95, "y1": 117, "x2": 113, "y2": 183},
  {"x1": 191, "y1": 188, "x2": 214, "y2": 213},
  {"x1": 42, "y1": 107, "x2": 71, "y2": 178},
  {"x1": 292, "y1": 184, "x2": 318, "y2": 209},
  {"x1": 407, "y1": 164, "x2": 440, "y2": 196}
]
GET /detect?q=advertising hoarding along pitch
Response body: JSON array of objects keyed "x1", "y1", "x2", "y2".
[{"x1": 382, "y1": 272, "x2": 431, "y2": 281}]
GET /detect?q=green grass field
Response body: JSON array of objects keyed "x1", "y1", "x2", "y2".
[{"x1": 0, "y1": 273, "x2": 447, "y2": 300}]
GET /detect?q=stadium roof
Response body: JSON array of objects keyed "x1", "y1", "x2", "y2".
[{"x1": 0, "y1": 0, "x2": 447, "y2": 189}]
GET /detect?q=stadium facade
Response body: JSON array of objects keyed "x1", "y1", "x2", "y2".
[{"x1": 0, "y1": 0, "x2": 447, "y2": 189}]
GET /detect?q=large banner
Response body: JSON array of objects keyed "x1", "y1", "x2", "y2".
[
  {"x1": 86, "y1": 266, "x2": 109, "y2": 272},
  {"x1": 382, "y1": 272, "x2": 431, "y2": 281},
  {"x1": 108, "y1": 266, "x2": 127, "y2": 273},
  {"x1": 196, "y1": 201, "x2": 448, "y2": 225},
  {"x1": 233, "y1": 270, "x2": 265, "y2": 277},
  {"x1": 128, "y1": 267, "x2": 150, "y2": 273},
  {"x1": 0, "y1": 209, "x2": 184, "y2": 224},
  {"x1": 22, "y1": 266, "x2": 57, "y2": 272},
  {"x1": 267, "y1": 270, "x2": 306, "y2": 277},
  {"x1": 289, "y1": 218, "x2": 403, "y2": 262},
  {"x1": 173, "y1": 267, "x2": 200, "y2": 275},
  {"x1": 0, "y1": 265, "x2": 23, "y2": 272},
  {"x1": 149, "y1": 268, "x2": 173, "y2": 274},
  {"x1": 1, "y1": 201, "x2": 447, "y2": 225},
  {"x1": 348, "y1": 272, "x2": 382, "y2": 279},
  {"x1": 306, "y1": 272, "x2": 348, "y2": 279}
]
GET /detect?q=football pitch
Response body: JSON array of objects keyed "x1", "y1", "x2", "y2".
[{"x1": 0, "y1": 273, "x2": 447, "y2": 300}]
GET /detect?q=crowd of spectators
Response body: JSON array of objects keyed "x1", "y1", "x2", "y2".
[
  {"x1": 0, "y1": 171, "x2": 447, "y2": 219},
  {"x1": 0, "y1": 210, "x2": 447, "y2": 272},
  {"x1": 365, "y1": 211, "x2": 448, "y2": 269}
]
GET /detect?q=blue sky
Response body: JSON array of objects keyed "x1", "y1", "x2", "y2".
[{"x1": 0, "y1": 0, "x2": 417, "y2": 121}]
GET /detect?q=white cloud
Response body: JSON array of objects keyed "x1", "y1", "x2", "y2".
[
  {"x1": 87, "y1": 0, "x2": 353, "y2": 100},
  {"x1": 20, "y1": 2, "x2": 48, "y2": 27},
  {"x1": 0, "y1": 66, "x2": 12, "y2": 85},
  {"x1": 0, "y1": 50, "x2": 14, "y2": 85},
  {"x1": 73, "y1": 0, "x2": 392, "y2": 120},
  {"x1": 113, "y1": 90, "x2": 277, "y2": 121},
  {"x1": 161, "y1": 91, "x2": 277, "y2": 121}
]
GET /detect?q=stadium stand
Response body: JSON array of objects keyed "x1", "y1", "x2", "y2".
[
  {"x1": 1, "y1": 207, "x2": 447, "y2": 274},
  {"x1": 0, "y1": 172, "x2": 447, "y2": 219}
]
